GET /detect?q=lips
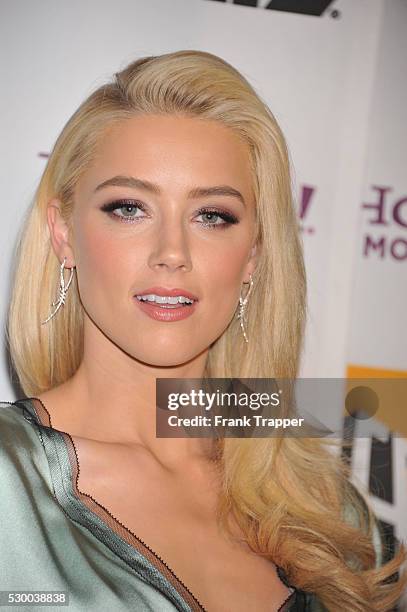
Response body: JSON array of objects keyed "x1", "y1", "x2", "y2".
[
  {"x1": 135, "y1": 286, "x2": 199, "y2": 301},
  {"x1": 135, "y1": 295, "x2": 198, "y2": 322}
]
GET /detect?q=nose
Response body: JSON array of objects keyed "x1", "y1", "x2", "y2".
[{"x1": 147, "y1": 220, "x2": 192, "y2": 273}]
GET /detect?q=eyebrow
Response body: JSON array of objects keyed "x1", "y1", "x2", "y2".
[{"x1": 94, "y1": 175, "x2": 246, "y2": 207}]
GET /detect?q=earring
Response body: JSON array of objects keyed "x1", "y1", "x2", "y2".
[
  {"x1": 41, "y1": 257, "x2": 74, "y2": 325},
  {"x1": 237, "y1": 273, "x2": 254, "y2": 344}
]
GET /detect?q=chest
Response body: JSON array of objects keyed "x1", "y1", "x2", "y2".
[{"x1": 72, "y1": 437, "x2": 294, "y2": 612}]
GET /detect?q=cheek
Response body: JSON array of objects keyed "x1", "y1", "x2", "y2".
[
  {"x1": 207, "y1": 237, "x2": 249, "y2": 279},
  {"x1": 202, "y1": 243, "x2": 248, "y2": 315},
  {"x1": 72, "y1": 221, "x2": 135, "y2": 311}
]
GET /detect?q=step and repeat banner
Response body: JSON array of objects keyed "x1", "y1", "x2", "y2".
[
  {"x1": 0, "y1": 0, "x2": 405, "y2": 568},
  {"x1": 344, "y1": 0, "x2": 407, "y2": 573}
]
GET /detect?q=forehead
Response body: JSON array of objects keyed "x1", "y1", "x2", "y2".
[{"x1": 76, "y1": 114, "x2": 254, "y2": 196}]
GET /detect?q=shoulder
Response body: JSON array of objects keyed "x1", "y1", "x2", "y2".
[
  {"x1": 0, "y1": 399, "x2": 56, "y2": 503},
  {"x1": 0, "y1": 399, "x2": 35, "y2": 434},
  {"x1": 0, "y1": 399, "x2": 44, "y2": 467},
  {"x1": 0, "y1": 399, "x2": 29, "y2": 435}
]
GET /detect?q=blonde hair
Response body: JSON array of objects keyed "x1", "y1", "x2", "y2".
[{"x1": 7, "y1": 50, "x2": 406, "y2": 609}]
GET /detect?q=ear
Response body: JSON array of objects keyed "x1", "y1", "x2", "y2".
[
  {"x1": 46, "y1": 198, "x2": 75, "y2": 268},
  {"x1": 243, "y1": 242, "x2": 260, "y2": 283}
]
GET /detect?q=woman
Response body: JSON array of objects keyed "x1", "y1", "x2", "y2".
[{"x1": 2, "y1": 49, "x2": 406, "y2": 611}]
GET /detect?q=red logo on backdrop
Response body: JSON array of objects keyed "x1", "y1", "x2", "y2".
[
  {"x1": 299, "y1": 185, "x2": 315, "y2": 235},
  {"x1": 362, "y1": 186, "x2": 407, "y2": 261}
]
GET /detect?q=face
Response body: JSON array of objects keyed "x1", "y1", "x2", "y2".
[{"x1": 48, "y1": 114, "x2": 258, "y2": 367}]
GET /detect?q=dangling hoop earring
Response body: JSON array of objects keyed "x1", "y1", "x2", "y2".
[
  {"x1": 41, "y1": 257, "x2": 74, "y2": 325},
  {"x1": 237, "y1": 273, "x2": 254, "y2": 344}
]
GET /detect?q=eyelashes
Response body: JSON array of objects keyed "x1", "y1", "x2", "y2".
[{"x1": 100, "y1": 199, "x2": 240, "y2": 230}]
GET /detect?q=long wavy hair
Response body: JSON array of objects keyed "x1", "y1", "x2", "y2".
[{"x1": 7, "y1": 50, "x2": 406, "y2": 610}]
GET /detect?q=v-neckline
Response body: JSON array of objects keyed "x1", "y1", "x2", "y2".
[{"x1": 13, "y1": 396, "x2": 299, "y2": 612}]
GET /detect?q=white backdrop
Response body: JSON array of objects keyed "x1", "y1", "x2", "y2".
[{"x1": 0, "y1": 0, "x2": 406, "y2": 573}]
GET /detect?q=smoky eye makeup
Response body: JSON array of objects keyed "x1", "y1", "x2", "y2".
[
  {"x1": 99, "y1": 198, "x2": 241, "y2": 230},
  {"x1": 100, "y1": 198, "x2": 148, "y2": 220}
]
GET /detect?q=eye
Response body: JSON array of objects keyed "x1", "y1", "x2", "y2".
[
  {"x1": 99, "y1": 199, "x2": 240, "y2": 229},
  {"x1": 195, "y1": 207, "x2": 239, "y2": 230},
  {"x1": 100, "y1": 199, "x2": 147, "y2": 222}
]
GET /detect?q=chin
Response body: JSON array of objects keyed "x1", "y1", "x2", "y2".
[
  {"x1": 129, "y1": 350, "x2": 202, "y2": 369},
  {"x1": 132, "y1": 335, "x2": 213, "y2": 367}
]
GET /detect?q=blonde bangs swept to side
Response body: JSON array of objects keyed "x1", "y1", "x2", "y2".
[{"x1": 6, "y1": 49, "x2": 406, "y2": 610}]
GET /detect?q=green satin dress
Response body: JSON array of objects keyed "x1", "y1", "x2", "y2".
[{"x1": 0, "y1": 398, "x2": 382, "y2": 611}]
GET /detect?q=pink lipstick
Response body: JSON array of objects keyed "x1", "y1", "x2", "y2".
[{"x1": 134, "y1": 286, "x2": 199, "y2": 322}]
